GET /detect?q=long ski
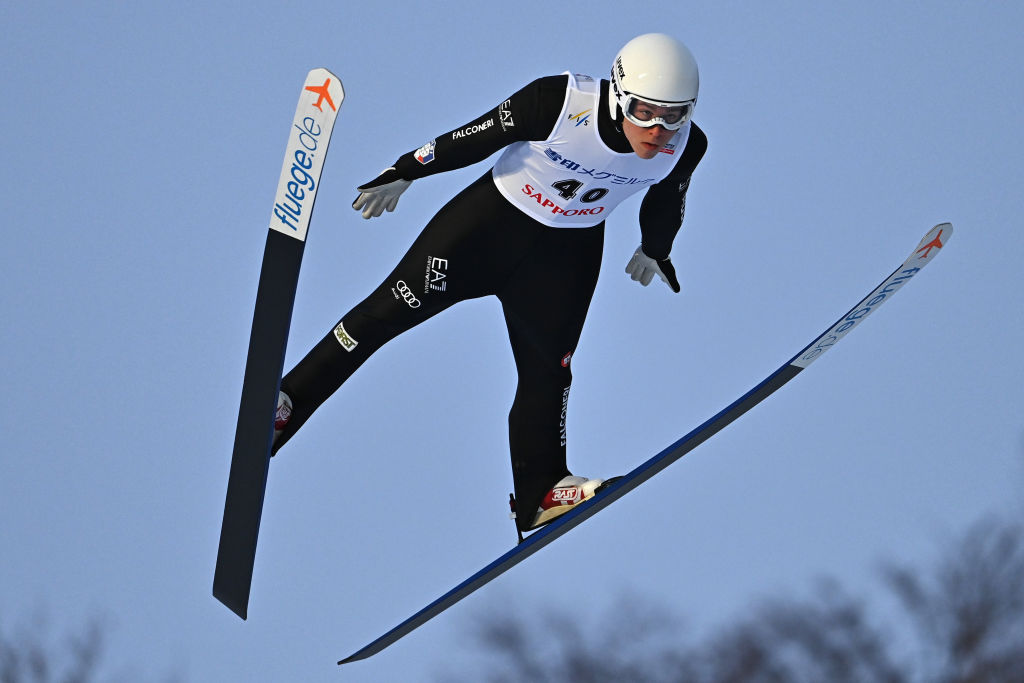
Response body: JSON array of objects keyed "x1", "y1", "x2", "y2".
[
  {"x1": 338, "y1": 222, "x2": 953, "y2": 664},
  {"x1": 214, "y1": 68, "x2": 344, "y2": 619}
]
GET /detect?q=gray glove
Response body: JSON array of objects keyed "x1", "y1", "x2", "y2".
[
  {"x1": 625, "y1": 246, "x2": 681, "y2": 293},
  {"x1": 352, "y1": 167, "x2": 412, "y2": 219}
]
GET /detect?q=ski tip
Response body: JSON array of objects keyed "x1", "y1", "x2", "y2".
[
  {"x1": 929, "y1": 222, "x2": 953, "y2": 240},
  {"x1": 911, "y1": 223, "x2": 953, "y2": 264},
  {"x1": 305, "y1": 67, "x2": 345, "y2": 100}
]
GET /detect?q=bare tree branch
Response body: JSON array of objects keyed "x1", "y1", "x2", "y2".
[{"x1": 451, "y1": 514, "x2": 1024, "y2": 683}]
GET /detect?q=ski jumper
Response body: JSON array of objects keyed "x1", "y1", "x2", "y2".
[{"x1": 274, "y1": 72, "x2": 707, "y2": 531}]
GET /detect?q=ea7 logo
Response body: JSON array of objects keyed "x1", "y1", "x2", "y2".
[
  {"x1": 498, "y1": 99, "x2": 514, "y2": 130},
  {"x1": 426, "y1": 256, "x2": 449, "y2": 293}
]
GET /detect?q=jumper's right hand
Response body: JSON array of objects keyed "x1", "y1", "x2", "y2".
[{"x1": 352, "y1": 167, "x2": 412, "y2": 219}]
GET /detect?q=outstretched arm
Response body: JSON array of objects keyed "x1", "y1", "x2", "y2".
[
  {"x1": 352, "y1": 75, "x2": 568, "y2": 219},
  {"x1": 392, "y1": 75, "x2": 568, "y2": 180}
]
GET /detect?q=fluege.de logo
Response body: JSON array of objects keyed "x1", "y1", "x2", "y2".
[{"x1": 273, "y1": 116, "x2": 325, "y2": 233}]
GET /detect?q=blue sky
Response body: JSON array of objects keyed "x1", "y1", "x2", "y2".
[{"x1": 2, "y1": 1, "x2": 1022, "y2": 681}]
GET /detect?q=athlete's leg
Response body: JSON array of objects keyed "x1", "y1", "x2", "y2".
[
  {"x1": 274, "y1": 174, "x2": 515, "y2": 453},
  {"x1": 498, "y1": 223, "x2": 604, "y2": 530}
]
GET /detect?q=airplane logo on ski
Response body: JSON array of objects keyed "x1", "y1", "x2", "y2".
[
  {"x1": 915, "y1": 228, "x2": 946, "y2": 259},
  {"x1": 305, "y1": 78, "x2": 337, "y2": 112}
]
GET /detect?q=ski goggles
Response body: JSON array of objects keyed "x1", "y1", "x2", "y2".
[{"x1": 621, "y1": 95, "x2": 694, "y2": 131}]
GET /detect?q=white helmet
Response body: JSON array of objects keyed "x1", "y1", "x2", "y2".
[{"x1": 610, "y1": 33, "x2": 699, "y2": 130}]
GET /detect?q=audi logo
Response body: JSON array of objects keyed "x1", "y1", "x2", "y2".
[{"x1": 396, "y1": 280, "x2": 421, "y2": 308}]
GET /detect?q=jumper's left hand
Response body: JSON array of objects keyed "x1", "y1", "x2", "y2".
[{"x1": 625, "y1": 246, "x2": 681, "y2": 293}]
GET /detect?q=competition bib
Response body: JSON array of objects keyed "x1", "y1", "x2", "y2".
[{"x1": 492, "y1": 72, "x2": 688, "y2": 228}]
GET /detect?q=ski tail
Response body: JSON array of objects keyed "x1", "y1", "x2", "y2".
[{"x1": 337, "y1": 223, "x2": 952, "y2": 664}]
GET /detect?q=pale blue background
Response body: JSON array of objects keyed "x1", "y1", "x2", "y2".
[{"x1": 2, "y1": 1, "x2": 1022, "y2": 681}]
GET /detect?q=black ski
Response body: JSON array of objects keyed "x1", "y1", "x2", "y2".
[
  {"x1": 338, "y1": 222, "x2": 953, "y2": 664},
  {"x1": 214, "y1": 69, "x2": 344, "y2": 619}
]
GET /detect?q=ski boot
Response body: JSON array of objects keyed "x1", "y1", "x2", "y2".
[
  {"x1": 271, "y1": 391, "x2": 292, "y2": 453},
  {"x1": 508, "y1": 475, "x2": 622, "y2": 542}
]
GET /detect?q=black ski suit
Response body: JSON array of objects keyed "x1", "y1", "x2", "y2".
[{"x1": 274, "y1": 74, "x2": 707, "y2": 531}]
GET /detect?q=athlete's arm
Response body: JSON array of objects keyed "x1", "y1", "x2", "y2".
[
  {"x1": 390, "y1": 75, "x2": 568, "y2": 180},
  {"x1": 637, "y1": 123, "x2": 708, "y2": 260}
]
